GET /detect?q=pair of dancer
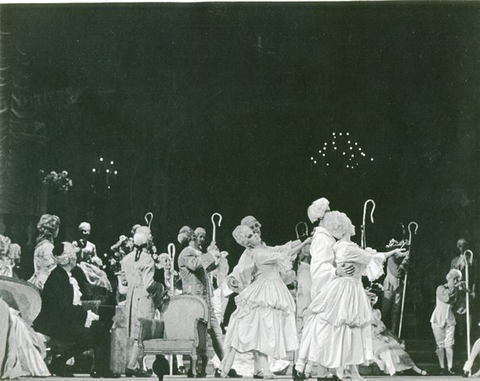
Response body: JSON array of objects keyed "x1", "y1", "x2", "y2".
[{"x1": 218, "y1": 198, "x2": 406, "y2": 380}]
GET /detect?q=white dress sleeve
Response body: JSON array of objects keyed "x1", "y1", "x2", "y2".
[{"x1": 310, "y1": 229, "x2": 336, "y2": 296}]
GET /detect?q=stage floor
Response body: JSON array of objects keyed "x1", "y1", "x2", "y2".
[{"x1": 19, "y1": 376, "x2": 463, "y2": 380}]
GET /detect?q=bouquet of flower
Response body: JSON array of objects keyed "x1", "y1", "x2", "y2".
[
  {"x1": 40, "y1": 170, "x2": 73, "y2": 192},
  {"x1": 104, "y1": 235, "x2": 134, "y2": 273}
]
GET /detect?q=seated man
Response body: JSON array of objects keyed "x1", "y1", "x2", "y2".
[{"x1": 33, "y1": 242, "x2": 118, "y2": 378}]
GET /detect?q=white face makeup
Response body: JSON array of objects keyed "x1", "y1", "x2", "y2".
[
  {"x1": 247, "y1": 220, "x2": 262, "y2": 236},
  {"x1": 244, "y1": 228, "x2": 262, "y2": 247}
]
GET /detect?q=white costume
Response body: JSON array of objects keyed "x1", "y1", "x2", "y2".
[{"x1": 298, "y1": 241, "x2": 385, "y2": 374}]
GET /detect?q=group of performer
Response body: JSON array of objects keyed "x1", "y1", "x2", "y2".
[{"x1": 0, "y1": 197, "x2": 477, "y2": 380}]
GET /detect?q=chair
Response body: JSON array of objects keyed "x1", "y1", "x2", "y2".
[{"x1": 138, "y1": 295, "x2": 209, "y2": 378}]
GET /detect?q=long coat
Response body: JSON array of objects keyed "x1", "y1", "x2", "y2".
[
  {"x1": 121, "y1": 249, "x2": 155, "y2": 338},
  {"x1": 33, "y1": 265, "x2": 87, "y2": 338}
]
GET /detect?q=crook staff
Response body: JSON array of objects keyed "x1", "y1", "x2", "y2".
[
  {"x1": 211, "y1": 213, "x2": 222, "y2": 243},
  {"x1": 398, "y1": 221, "x2": 418, "y2": 338},
  {"x1": 463, "y1": 249, "x2": 474, "y2": 358},
  {"x1": 144, "y1": 212, "x2": 153, "y2": 228},
  {"x1": 361, "y1": 199, "x2": 376, "y2": 249},
  {"x1": 295, "y1": 222, "x2": 309, "y2": 240}
]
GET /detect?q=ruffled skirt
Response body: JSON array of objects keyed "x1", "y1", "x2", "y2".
[
  {"x1": 224, "y1": 276, "x2": 298, "y2": 359},
  {"x1": 78, "y1": 262, "x2": 112, "y2": 292},
  {"x1": 298, "y1": 277, "x2": 374, "y2": 369},
  {"x1": 1, "y1": 307, "x2": 49, "y2": 379},
  {"x1": 373, "y1": 331, "x2": 414, "y2": 375}
]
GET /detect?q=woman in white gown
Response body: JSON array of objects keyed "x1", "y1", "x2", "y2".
[
  {"x1": 28, "y1": 214, "x2": 60, "y2": 290},
  {"x1": 0, "y1": 235, "x2": 49, "y2": 379},
  {"x1": 218, "y1": 225, "x2": 310, "y2": 379},
  {"x1": 298, "y1": 212, "x2": 406, "y2": 381}
]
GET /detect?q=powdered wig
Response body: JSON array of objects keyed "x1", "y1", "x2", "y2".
[
  {"x1": 240, "y1": 216, "x2": 257, "y2": 227},
  {"x1": 36, "y1": 214, "x2": 60, "y2": 242},
  {"x1": 322, "y1": 211, "x2": 351, "y2": 239},
  {"x1": 9, "y1": 243, "x2": 21, "y2": 262},
  {"x1": 446, "y1": 268, "x2": 462, "y2": 282},
  {"x1": 177, "y1": 226, "x2": 195, "y2": 245},
  {"x1": 0, "y1": 235, "x2": 11, "y2": 258},
  {"x1": 457, "y1": 238, "x2": 468, "y2": 250},
  {"x1": 232, "y1": 225, "x2": 252, "y2": 248},
  {"x1": 54, "y1": 242, "x2": 78, "y2": 266},
  {"x1": 307, "y1": 198, "x2": 331, "y2": 224},
  {"x1": 194, "y1": 227, "x2": 206, "y2": 236},
  {"x1": 157, "y1": 253, "x2": 171, "y2": 268},
  {"x1": 134, "y1": 226, "x2": 151, "y2": 247},
  {"x1": 78, "y1": 222, "x2": 91, "y2": 232}
]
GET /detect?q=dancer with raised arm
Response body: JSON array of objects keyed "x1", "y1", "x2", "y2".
[{"x1": 218, "y1": 225, "x2": 311, "y2": 379}]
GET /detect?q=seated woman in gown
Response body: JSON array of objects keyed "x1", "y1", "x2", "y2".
[
  {"x1": 28, "y1": 214, "x2": 60, "y2": 291},
  {"x1": 0, "y1": 234, "x2": 50, "y2": 379}
]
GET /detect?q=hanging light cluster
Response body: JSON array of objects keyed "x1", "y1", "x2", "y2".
[
  {"x1": 91, "y1": 156, "x2": 119, "y2": 194},
  {"x1": 310, "y1": 132, "x2": 374, "y2": 170}
]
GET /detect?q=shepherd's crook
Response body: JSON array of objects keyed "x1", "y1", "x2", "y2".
[
  {"x1": 361, "y1": 199, "x2": 376, "y2": 249},
  {"x1": 398, "y1": 221, "x2": 418, "y2": 338},
  {"x1": 167, "y1": 242, "x2": 176, "y2": 376},
  {"x1": 167, "y1": 243, "x2": 176, "y2": 294},
  {"x1": 295, "y1": 222, "x2": 309, "y2": 240},
  {"x1": 144, "y1": 212, "x2": 153, "y2": 228},
  {"x1": 464, "y1": 249, "x2": 474, "y2": 359},
  {"x1": 211, "y1": 213, "x2": 223, "y2": 243}
]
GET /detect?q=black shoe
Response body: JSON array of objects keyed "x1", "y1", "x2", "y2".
[
  {"x1": 292, "y1": 370, "x2": 305, "y2": 381},
  {"x1": 254, "y1": 373, "x2": 264, "y2": 379},
  {"x1": 91, "y1": 369, "x2": 121, "y2": 378},
  {"x1": 228, "y1": 369, "x2": 243, "y2": 378},
  {"x1": 49, "y1": 358, "x2": 75, "y2": 377},
  {"x1": 214, "y1": 369, "x2": 223, "y2": 378},
  {"x1": 196, "y1": 372, "x2": 207, "y2": 378},
  {"x1": 447, "y1": 368, "x2": 456, "y2": 375},
  {"x1": 126, "y1": 368, "x2": 152, "y2": 377}
]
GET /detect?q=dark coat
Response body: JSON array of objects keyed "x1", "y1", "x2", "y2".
[{"x1": 33, "y1": 265, "x2": 87, "y2": 337}]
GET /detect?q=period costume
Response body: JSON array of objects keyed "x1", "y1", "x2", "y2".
[
  {"x1": 298, "y1": 241, "x2": 385, "y2": 373},
  {"x1": 28, "y1": 239, "x2": 55, "y2": 290},
  {"x1": 121, "y1": 248, "x2": 156, "y2": 338},
  {"x1": 224, "y1": 246, "x2": 298, "y2": 359},
  {"x1": 33, "y1": 265, "x2": 111, "y2": 374},
  {"x1": 178, "y1": 246, "x2": 224, "y2": 359},
  {"x1": 371, "y1": 309, "x2": 416, "y2": 375}
]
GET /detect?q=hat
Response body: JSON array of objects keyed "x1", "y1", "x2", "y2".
[
  {"x1": 78, "y1": 222, "x2": 91, "y2": 231},
  {"x1": 307, "y1": 198, "x2": 330, "y2": 223},
  {"x1": 134, "y1": 226, "x2": 151, "y2": 247},
  {"x1": 240, "y1": 216, "x2": 257, "y2": 226},
  {"x1": 322, "y1": 211, "x2": 350, "y2": 239},
  {"x1": 232, "y1": 225, "x2": 251, "y2": 248}
]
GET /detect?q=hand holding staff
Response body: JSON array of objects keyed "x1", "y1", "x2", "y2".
[{"x1": 398, "y1": 221, "x2": 418, "y2": 338}]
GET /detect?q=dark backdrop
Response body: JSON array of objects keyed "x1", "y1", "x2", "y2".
[{"x1": 1, "y1": 2, "x2": 479, "y2": 338}]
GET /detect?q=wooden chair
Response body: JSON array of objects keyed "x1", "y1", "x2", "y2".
[{"x1": 138, "y1": 295, "x2": 209, "y2": 378}]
